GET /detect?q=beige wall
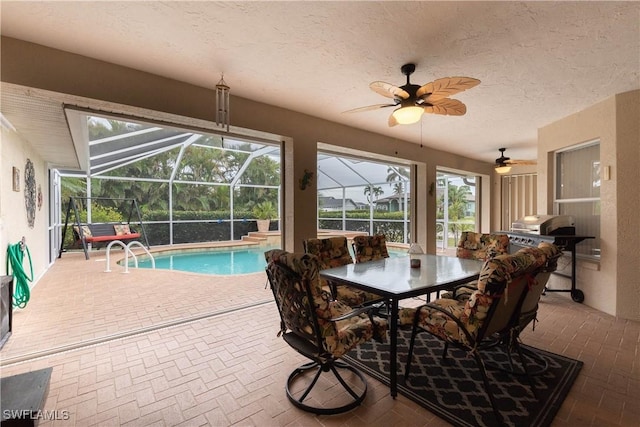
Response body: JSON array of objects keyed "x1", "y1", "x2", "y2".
[
  {"x1": 614, "y1": 91, "x2": 640, "y2": 320},
  {"x1": 538, "y1": 90, "x2": 640, "y2": 319},
  {"x1": 0, "y1": 126, "x2": 50, "y2": 289}
]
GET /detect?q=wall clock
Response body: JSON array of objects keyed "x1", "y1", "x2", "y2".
[{"x1": 24, "y1": 159, "x2": 36, "y2": 228}]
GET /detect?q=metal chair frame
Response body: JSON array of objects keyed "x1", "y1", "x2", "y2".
[
  {"x1": 404, "y1": 262, "x2": 544, "y2": 425},
  {"x1": 266, "y1": 258, "x2": 377, "y2": 415}
]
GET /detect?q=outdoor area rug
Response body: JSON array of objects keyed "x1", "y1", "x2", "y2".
[{"x1": 344, "y1": 328, "x2": 583, "y2": 427}]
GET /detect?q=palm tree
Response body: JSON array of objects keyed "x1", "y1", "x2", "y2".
[
  {"x1": 386, "y1": 166, "x2": 409, "y2": 195},
  {"x1": 441, "y1": 184, "x2": 472, "y2": 243},
  {"x1": 363, "y1": 185, "x2": 384, "y2": 208}
]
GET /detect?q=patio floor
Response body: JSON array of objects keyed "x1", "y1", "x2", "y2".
[{"x1": 0, "y1": 246, "x2": 638, "y2": 426}]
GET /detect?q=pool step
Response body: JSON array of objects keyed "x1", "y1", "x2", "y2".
[
  {"x1": 242, "y1": 233, "x2": 268, "y2": 243},
  {"x1": 242, "y1": 231, "x2": 282, "y2": 246}
]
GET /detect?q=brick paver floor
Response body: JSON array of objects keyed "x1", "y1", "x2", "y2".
[{"x1": 1, "y1": 247, "x2": 638, "y2": 426}]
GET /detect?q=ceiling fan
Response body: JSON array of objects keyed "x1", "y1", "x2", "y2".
[
  {"x1": 494, "y1": 148, "x2": 537, "y2": 174},
  {"x1": 344, "y1": 63, "x2": 480, "y2": 127}
]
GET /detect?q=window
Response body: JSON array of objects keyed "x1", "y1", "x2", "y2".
[
  {"x1": 317, "y1": 154, "x2": 411, "y2": 243},
  {"x1": 436, "y1": 171, "x2": 477, "y2": 254},
  {"x1": 555, "y1": 141, "x2": 600, "y2": 258}
]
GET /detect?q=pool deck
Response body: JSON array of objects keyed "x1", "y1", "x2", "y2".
[
  {"x1": 1, "y1": 247, "x2": 273, "y2": 365},
  {"x1": 3, "y1": 231, "x2": 407, "y2": 364}
]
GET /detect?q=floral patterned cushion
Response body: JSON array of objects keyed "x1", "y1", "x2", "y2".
[
  {"x1": 303, "y1": 237, "x2": 352, "y2": 294},
  {"x1": 304, "y1": 237, "x2": 383, "y2": 306},
  {"x1": 72, "y1": 225, "x2": 93, "y2": 238},
  {"x1": 443, "y1": 242, "x2": 561, "y2": 301},
  {"x1": 456, "y1": 232, "x2": 510, "y2": 261},
  {"x1": 303, "y1": 237, "x2": 353, "y2": 268},
  {"x1": 264, "y1": 250, "x2": 388, "y2": 358},
  {"x1": 113, "y1": 224, "x2": 131, "y2": 235},
  {"x1": 400, "y1": 243, "x2": 562, "y2": 329},
  {"x1": 352, "y1": 234, "x2": 390, "y2": 263},
  {"x1": 411, "y1": 249, "x2": 547, "y2": 346},
  {"x1": 334, "y1": 286, "x2": 383, "y2": 307}
]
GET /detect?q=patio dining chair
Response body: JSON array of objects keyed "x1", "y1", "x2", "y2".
[
  {"x1": 438, "y1": 242, "x2": 563, "y2": 376},
  {"x1": 351, "y1": 234, "x2": 393, "y2": 314},
  {"x1": 264, "y1": 249, "x2": 388, "y2": 415},
  {"x1": 456, "y1": 231, "x2": 510, "y2": 261},
  {"x1": 404, "y1": 248, "x2": 549, "y2": 425},
  {"x1": 303, "y1": 236, "x2": 384, "y2": 307},
  {"x1": 498, "y1": 242, "x2": 563, "y2": 375},
  {"x1": 351, "y1": 234, "x2": 390, "y2": 263},
  {"x1": 440, "y1": 232, "x2": 511, "y2": 300}
]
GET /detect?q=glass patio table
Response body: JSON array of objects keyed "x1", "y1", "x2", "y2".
[{"x1": 319, "y1": 253, "x2": 483, "y2": 398}]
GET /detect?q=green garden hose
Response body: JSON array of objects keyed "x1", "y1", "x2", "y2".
[{"x1": 6, "y1": 241, "x2": 33, "y2": 308}]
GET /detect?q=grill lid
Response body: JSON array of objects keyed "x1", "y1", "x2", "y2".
[{"x1": 511, "y1": 214, "x2": 575, "y2": 235}]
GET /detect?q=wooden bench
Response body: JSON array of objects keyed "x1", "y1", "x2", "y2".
[{"x1": 73, "y1": 223, "x2": 141, "y2": 249}]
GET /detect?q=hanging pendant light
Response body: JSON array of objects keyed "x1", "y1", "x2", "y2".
[{"x1": 215, "y1": 74, "x2": 230, "y2": 131}]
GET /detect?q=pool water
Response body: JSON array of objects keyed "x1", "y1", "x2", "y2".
[
  {"x1": 134, "y1": 246, "x2": 272, "y2": 275},
  {"x1": 134, "y1": 245, "x2": 408, "y2": 275}
]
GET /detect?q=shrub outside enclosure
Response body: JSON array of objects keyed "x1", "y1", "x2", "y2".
[
  {"x1": 318, "y1": 210, "x2": 409, "y2": 243},
  {"x1": 142, "y1": 209, "x2": 279, "y2": 245}
]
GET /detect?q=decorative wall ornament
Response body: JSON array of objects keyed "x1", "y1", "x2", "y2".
[
  {"x1": 24, "y1": 159, "x2": 36, "y2": 228},
  {"x1": 299, "y1": 169, "x2": 314, "y2": 190},
  {"x1": 215, "y1": 74, "x2": 230, "y2": 131}
]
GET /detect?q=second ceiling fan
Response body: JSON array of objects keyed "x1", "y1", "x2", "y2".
[
  {"x1": 344, "y1": 63, "x2": 480, "y2": 127},
  {"x1": 495, "y1": 148, "x2": 537, "y2": 173}
]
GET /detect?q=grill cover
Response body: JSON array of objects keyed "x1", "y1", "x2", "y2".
[{"x1": 511, "y1": 214, "x2": 575, "y2": 235}]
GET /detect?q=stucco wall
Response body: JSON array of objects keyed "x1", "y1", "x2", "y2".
[
  {"x1": 538, "y1": 90, "x2": 640, "y2": 319},
  {"x1": 614, "y1": 90, "x2": 640, "y2": 320},
  {"x1": 1, "y1": 126, "x2": 50, "y2": 292}
]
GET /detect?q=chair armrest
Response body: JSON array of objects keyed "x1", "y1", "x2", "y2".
[
  {"x1": 413, "y1": 302, "x2": 477, "y2": 346},
  {"x1": 441, "y1": 282, "x2": 477, "y2": 300},
  {"x1": 329, "y1": 305, "x2": 376, "y2": 322}
]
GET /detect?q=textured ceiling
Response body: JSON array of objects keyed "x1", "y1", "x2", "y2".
[{"x1": 1, "y1": 1, "x2": 639, "y2": 165}]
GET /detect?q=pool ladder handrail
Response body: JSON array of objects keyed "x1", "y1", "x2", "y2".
[{"x1": 105, "y1": 240, "x2": 155, "y2": 273}]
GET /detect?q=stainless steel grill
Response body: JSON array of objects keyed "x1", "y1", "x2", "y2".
[
  {"x1": 504, "y1": 214, "x2": 592, "y2": 303},
  {"x1": 507, "y1": 214, "x2": 576, "y2": 254},
  {"x1": 510, "y1": 214, "x2": 575, "y2": 235}
]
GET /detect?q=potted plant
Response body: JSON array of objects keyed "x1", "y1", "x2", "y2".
[{"x1": 252, "y1": 201, "x2": 277, "y2": 232}]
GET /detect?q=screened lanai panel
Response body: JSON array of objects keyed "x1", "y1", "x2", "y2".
[
  {"x1": 317, "y1": 155, "x2": 407, "y2": 190},
  {"x1": 90, "y1": 130, "x2": 195, "y2": 175},
  {"x1": 90, "y1": 127, "x2": 190, "y2": 156},
  {"x1": 98, "y1": 146, "x2": 183, "y2": 179}
]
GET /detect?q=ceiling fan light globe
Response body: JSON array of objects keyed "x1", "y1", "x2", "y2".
[
  {"x1": 391, "y1": 106, "x2": 423, "y2": 124},
  {"x1": 495, "y1": 165, "x2": 512, "y2": 174}
]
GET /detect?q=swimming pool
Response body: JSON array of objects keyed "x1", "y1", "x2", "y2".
[
  {"x1": 133, "y1": 245, "x2": 408, "y2": 275},
  {"x1": 133, "y1": 246, "x2": 273, "y2": 275}
]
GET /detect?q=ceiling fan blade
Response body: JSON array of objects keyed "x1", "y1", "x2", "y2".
[
  {"x1": 370, "y1": 81, "x2": 410, "y2": 99},
  {"x1": 342, "y1": 103, "x2": 396, "y2": 114},
  {"x1": 423, "y1": 98, "x2": 467, "y2": 116},
  {"x1": 388, "y1": 113, "x2": 399, "y2": 127},
  {"x1": 417, "y1": 77, "x2": 481, "y2": 100},
  {"x1": 507, "y1": 159, "x2": 537, "y2": 166}
]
